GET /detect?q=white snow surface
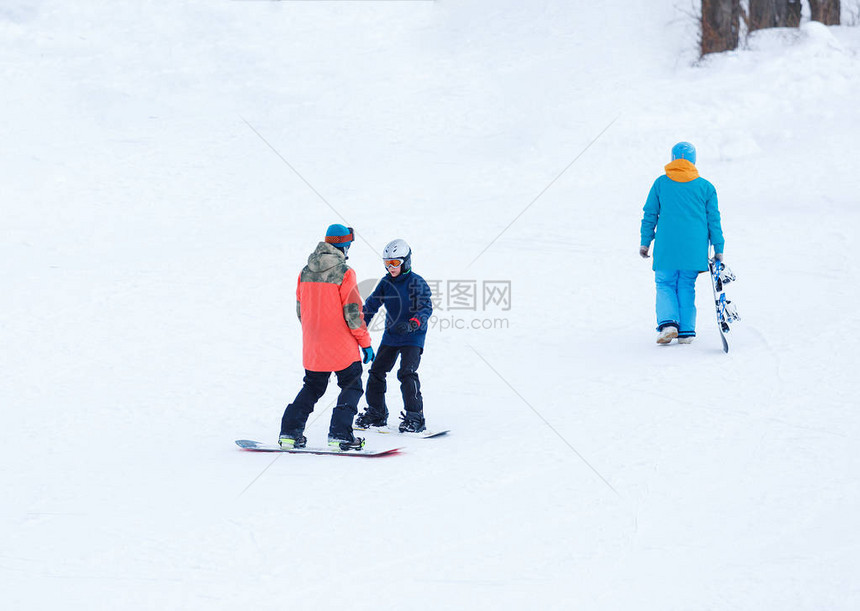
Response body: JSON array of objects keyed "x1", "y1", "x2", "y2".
[{"x1": 2, "y1": 2, "x2": 860, "y2": 609}]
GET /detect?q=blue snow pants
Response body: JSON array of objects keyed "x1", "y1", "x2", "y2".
[{"x1": 655, "y1": 270, "x2": 699, "y2": 337}]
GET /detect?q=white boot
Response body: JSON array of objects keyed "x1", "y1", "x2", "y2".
[
  {"x1": 677, "y1": 336, "x2": 694, "y2": 344},
  {"x1": 656, "y1": 327, "x2": 678, "y2": 344}
]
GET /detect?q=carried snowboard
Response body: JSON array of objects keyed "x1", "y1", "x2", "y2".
[
  {"x1": 354, "y1": 425, "x2": 450, "y2": 439},
  {"x1": 708, "y1": 257, "x2": 740, "y2": 353},
  {"x1": 235, "y1": 439, "x2": 401, "y2": 457}
]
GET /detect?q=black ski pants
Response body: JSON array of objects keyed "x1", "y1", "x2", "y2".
[
  {"x1": 280, "y1": 360, "x2": 363, "y2": 440},
  {"x1": 365, "y1": 344, "x2": 423, "y2": 416}
]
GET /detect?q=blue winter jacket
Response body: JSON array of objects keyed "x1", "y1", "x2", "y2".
[
  {"x1": 640, "y1": 159, "x2": 725, "y2": 272},
  {"x1": 363, "y1": 271, "x2": 433, "y2": 348}
]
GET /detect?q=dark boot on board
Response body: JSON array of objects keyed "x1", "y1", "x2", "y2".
[
  {"x1": 354, "y1": 407, "x2": 388, "y2": 429},
  {"x1": 398, "y1": 411, "x2": 426, "y2": 433}
]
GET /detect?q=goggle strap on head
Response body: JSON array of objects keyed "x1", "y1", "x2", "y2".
[{"x1": 325, "y1": 227, "x2": 355, "y2": 245}]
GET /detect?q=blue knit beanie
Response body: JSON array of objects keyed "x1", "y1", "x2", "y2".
[{"x1": 324, "y1": 224, "x2": 354, "y2": 251}]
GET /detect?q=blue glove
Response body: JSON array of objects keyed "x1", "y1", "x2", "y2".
[
  {"x1": 361, "y1": 346, "x2": 375, "y2": 364},
  {"x1": 394, "y1": 318, "x2": 421, "y2": 334}
]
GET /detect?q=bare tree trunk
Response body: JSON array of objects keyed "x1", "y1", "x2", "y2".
[
  {"x1": 701, "y1": 0, "x2": 740, "y2": 56},
  {"x1": 809, "y1": 0, "x2": 841, "y2": 25},
  {"x1": 786, "y1": 0, "x2": 802, "y2": 27},
  {"x1": 749, "y1": 0, "x2": 802, "y2": 31}
]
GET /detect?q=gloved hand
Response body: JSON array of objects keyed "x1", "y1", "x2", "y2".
[
  {"x1": 639, "y1": 245, "x2": 650, "y2": 258},
  {"x1": 394, "y1": 318, "x2": 421, "y2": 334},
  {"x1": 361, "y1": 345, "x2": 375, "y2": 364},
  {"x1": 714, "y1": 252, "x2": 724, "y2": 262}
]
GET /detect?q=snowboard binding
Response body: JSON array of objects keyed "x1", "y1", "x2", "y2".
[{"x1": 715, "y1": 263, "x2": 736, "y2": 292}]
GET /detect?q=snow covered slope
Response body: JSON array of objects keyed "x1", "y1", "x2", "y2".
[{"x1": 2, "y1": 1, "x2": 859, "y2": 609}]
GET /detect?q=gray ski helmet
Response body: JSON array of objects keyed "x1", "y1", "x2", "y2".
[{"x1": 382, "y1": 239, "x2": 412, "y2": 272}]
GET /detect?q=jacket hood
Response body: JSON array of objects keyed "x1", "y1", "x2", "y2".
[
  {"x1": 664, "y1": 159, "x2": 699, "y2": 183},
  {"x1": 307, "y1": 241, "x2": 345, "y2": 273}
]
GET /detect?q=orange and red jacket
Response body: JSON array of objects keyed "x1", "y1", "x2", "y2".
[{"x1": 296, "y1": 242, "x2": 371, "y2": 372}]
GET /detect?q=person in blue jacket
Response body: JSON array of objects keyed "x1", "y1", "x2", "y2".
[
  {"x1": 640, "y1": 142, "x2": 725, "y2": 344},
  {"x1": 356, "y1": 239, "x2": 433, "y2": 432}
]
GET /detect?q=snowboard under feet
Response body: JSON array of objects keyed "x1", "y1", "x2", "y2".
[
  {"x1": 235, "y1": 439, "x2": 401, "y2": 457},
  {"x1": 353, "y1": 426, "x2": 450, "y2": 439}
]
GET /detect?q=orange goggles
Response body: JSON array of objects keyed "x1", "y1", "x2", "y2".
[{"x1": 384, "y1": 259, "x2": 403, "y2": 269}]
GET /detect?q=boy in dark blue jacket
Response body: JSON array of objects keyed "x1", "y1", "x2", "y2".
[{"x1": 356, "y1": 239, "x2": 433, "y2": 433}]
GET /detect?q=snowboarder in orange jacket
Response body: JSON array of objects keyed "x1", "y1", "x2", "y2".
[{"x1": 279, "y1": 224, "x2": 375, "y2": 450}]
